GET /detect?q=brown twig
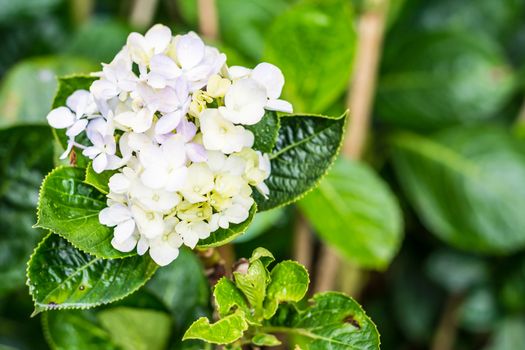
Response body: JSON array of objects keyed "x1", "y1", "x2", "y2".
[
  {"x1": 197, "y1": 0, "x2": 219, "y2": 40},
  {"x1": 293, "y1": 212, "x2": 313, "y2": 272},
  {"x1": 431, "y1": 294, "x2": 464, "y2": 350},
  {"x1": 129, "y1": 0, "x2": 159, "y2": 29},
  {"x1": 314, "y1": 0, "x2": 389, "y2": 293}
]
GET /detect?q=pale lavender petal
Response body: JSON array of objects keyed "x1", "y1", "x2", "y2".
[{"x1": 186, "y1": 143, "x2": 207, "y2": 163}]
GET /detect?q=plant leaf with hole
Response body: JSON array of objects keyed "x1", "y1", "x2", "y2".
[{"x1": 269, "y1": 292, "x2": 380, "y2": 350}]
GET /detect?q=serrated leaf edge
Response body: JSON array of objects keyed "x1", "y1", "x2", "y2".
[
  {"x1": 34, "y1": 166, "x2": 134, "y2": 259},
  {"x1": 260, "y1": 110, "x2": 349, "y2": 212},
  {"x1": 26, "y1": 232, "x2": 158, "y2": 315}
]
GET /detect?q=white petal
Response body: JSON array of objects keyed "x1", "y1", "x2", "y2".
[
  {"x1": 66, "y1": 89, "x2": 91, "y2": 114},
  {"x1": 145, "y1": 24, "x2": 172, "y2": 54},
  {"x1": 141, "y1": 167, "x2": 168, "y2": 189},
  {"x1": 266, "y1": 99, "x2": 293, "y2": 113},
  {"x1": 239, "y1": 104, "x2": 266, "y2": 125},
  {"x1": 176, "y1": 32, "x2": 205, "y2": 69},
  {"x1": 99, "y1": 207, "x2": 116, "y2": 227},
  {"x1": 256, "y1": 182, "x2": 270, "y2": 198},
  {"x1": 93, "y1": 153, "x2": 108, "y2": 173},
  {"x1": 90, "y1": 79, "x2": 120, "y2": 100},
  {"x1": 132, "y1": 205, "x2": 165, "y2": 239},
  {"x1": 251, "y1": 62, "x2": 285, "y2": 100},
  {"x1": 165, "y1": 166, "x2": 188, "y2": 192},
  {"x1": 82, "y1": 146, "x2": 101, "y2": 159},
  {"x1": 176, "y1": 118, "x2": 197, "y2": 142},
  {"x1": 111, "y1": 234, "x2": 137, "y2": 253},
  {"x1": 186, "y1": 143, "x2": 207, "y2": 163},
  {"x1": 47, "y1": 107, "x2": 75, "y2": 129},
  {"x1": 146, "y1": 73, "x2": 167, "y2": 89},
  {"x1": 149, "y1": 244, "x2": 179, "y2": 266},
  {"x1": 109, "y1": 173, "x2": 130, "y2": 193},
  {"x1": 99, "y1": 204, "x2": 131, "y2": 226},
  {"x1": 66, "y1": 119, "x2": 88, "y2": 137},
  {"x1": 228, "y1": 66, "x2": 251, "y2": 80},
  {"x1": 137, "y1": 237, "x2": 149, "y2": 255},
  {"x1": 155, "y1": 110, "x2": 183, "y2": 134},
  {"x1": 150, "y1": 54, "x2": 181, "y2": 79},
  {"x1": 114, "y1": 219, "x2": 136, "y2": 243}
]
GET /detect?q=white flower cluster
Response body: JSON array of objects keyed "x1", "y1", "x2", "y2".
[{"x1": 46, "y1": 25, "x2": 292, "y2": 266}]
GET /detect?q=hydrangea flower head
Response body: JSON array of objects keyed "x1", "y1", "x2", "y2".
[{"x1": 46, "y1": 25, "x2": 292, "y2": 266}]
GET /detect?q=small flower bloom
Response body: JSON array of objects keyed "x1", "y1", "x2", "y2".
[
  {"x1": 176, "y1": 220, "x2": 211, "y2": 249},
  {"x1": 148, "y1": 218, "x2": 184, "y2": 266},
  {"x1": 219, "y1": 78, "x2": 267, "y2": 125},
  {"x1": 99, "y1": 203, "x2": 138, "y2": 252},
  {"x1": 127, "y1": 24, "x2": 172, "y2": 66},
  {"x1": 138, "y1": 135, "x2": 188, "y2": 191},
  {"x1": 180, "y1": 163, "x2": 215, "y2": 203},
  {"x1": 200, "y1": 108, "x2": 254, "y2": 154},
  {"x1": 131, "y1": 204, "x2": 165, "y2": 239}
]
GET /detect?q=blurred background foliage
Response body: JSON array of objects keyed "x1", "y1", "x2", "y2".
[{"x1": 1, "y1": 0, "x2": 525, "y2": 349}]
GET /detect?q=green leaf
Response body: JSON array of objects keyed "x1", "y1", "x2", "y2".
[
  {"x1": 36, "y1": 166, "x2": 128, "y2": 258},
  {"x1": 249, "y1": 247, "x2": 275, "y2": 267},
  {"x1": 299, "y1": 158, "x2": 403, "y2": 269},
  {"x1": 268, "y1": 292, "x2": 380, "y2": 350},
  {"x1": 255, "y1": 112, "x2": 347, "y2": 211},
  {"x1": 377, "y1": 31, "x2": 515, "y2": 130},
  {"x1": 245, "y1": 110, "x2": 280, "y2": 154},
  {"x1": 85, "y1": 164, "x2": 115, "y2": 195},
  {"x1": 263, "y1": 261, "x2": 309, "y2": 319},
  {"x1": 252, "y1": 333, "x2": 281, "y2": 347},
  {"x1": 0, "y1": 57, "x2": 96, "y2": 128},
  {"x1": 0, "y1": 0, "x2": 62, "y2": 23},
  {"x1": 460, "y1": 285, "x2": 499, "y2": 333},
  {"x1": 52, "y1": 75, "x2": 97, "y2": 167},
  {"x1": 499, "y1": 256, "x2": 525, "y2": 313},
  {"x1": 0, "y1": 204, "x2": 44, "y2": 297},
  {"x1": 0, "y1": 125, "x2": 54, "y2": 208},
  {"x1": 52, "y1": 75, "x2": 97, "y2": 109},
  {"x1": 264, "y1": 0, "x2": 357, "y2": 113},
  {"x1": 391, "y1": 127, "x2": 525, "y2": 253},
  {"x1": 425, "y1": 249, "x2": 488, "y2": 293},
  {"x1": 183, "y1": 310, "x2": 249, "y2": 345},
  {"x1": 98, "y1": 307, "x2": 172, "y2": 350},
  {"x1": 392, "y1": 0, "x2": 525, "y2": 43},
  {"x1": 391, "y1": 250, "x2": 444, "y2": 343},
  {"x1": 0, "y1": 125, "x2": 53, "y2": 296},
  {"x1": 197, "y1": 204, "x2": 257, "y2": 248},
  {"x1": 43, "y1": 300, "x2": 172, "y2": 350},
  {"x1": 484, "y1": 316, "x2": 525, "y2": 350},
  {"x1": 27, "y1": 234, "x2": 158, "y2": 314},
  {"x1": 233, "y1": 259, "x2": 268, "y2": 319},
  {"x1": 213, "y1": 278, "x2": 249, "y2": 318},
  {"x1": 43, "y1": 309, "x2": 118, "y2": 350}
]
